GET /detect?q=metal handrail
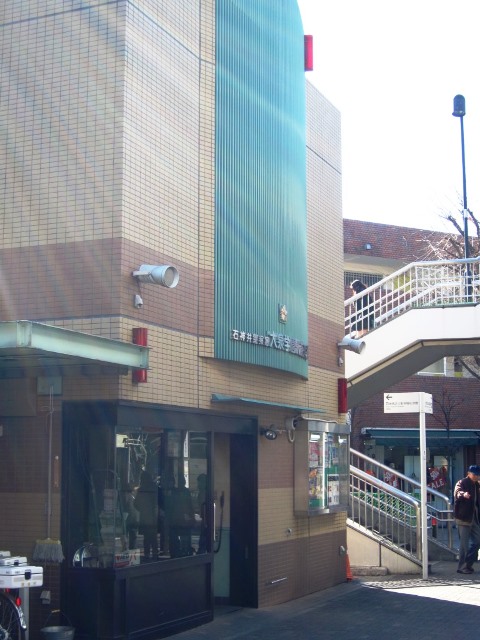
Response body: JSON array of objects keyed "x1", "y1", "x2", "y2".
[
  {"x1": 350, "y1": 449, "x2": 454, "y2": 551},
  {"x1": 351, "y1": 449, "x2": 451, "y2": 505},
  {"x1": 345, "y1": 257, "x2": 480, "y2": 335},
  {"x1": 350, "y1": 466, "x2": 422, "y2": 560}
]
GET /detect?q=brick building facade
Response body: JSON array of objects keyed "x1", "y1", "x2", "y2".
[
  {"x1": 344, "y1": 219, "x2": 480, "y2": 488},
  {"x1": 0, "y1": 2, "x2": 347, "y2": 638}
]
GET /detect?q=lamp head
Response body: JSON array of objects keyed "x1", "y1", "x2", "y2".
[{"x1": 453, "y1": 94, "x2": 466, "y2": 117}]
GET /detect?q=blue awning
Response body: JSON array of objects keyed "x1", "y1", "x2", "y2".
[{"x1": 362, "y1": 427, "x2": 480, "y2": 450}]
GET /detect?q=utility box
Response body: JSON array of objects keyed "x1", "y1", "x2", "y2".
[
  {"x1": 0, "y1": 556, "x2": 28, "y2": 566},
  {"x1": 0, "y1": 565, "x2": 43, "y2": 588}
]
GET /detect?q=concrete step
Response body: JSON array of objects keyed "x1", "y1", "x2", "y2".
[{"x1": 351, "y1": 565, "x2": 389, "y2": 576}]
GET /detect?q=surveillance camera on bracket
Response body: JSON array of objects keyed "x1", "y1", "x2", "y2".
[
  {"x1": 337, "y1": 336, "x2": 366, "y2": 355},
  {"x1": 132, "y1": 264, "x2": 179, "y2": 288},
  {"x1": 260, "y1": 426, "x2": 279, "y2": 441}
]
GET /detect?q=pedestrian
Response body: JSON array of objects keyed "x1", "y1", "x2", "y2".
[
  {"x1": 350, "y1": 279, "x2": 374, "y2": 338},
  {"x1": 135, "y1": 470, "x2": 159, "y2": 561},
  {"x1": 453, "y1": 464, "x2": 480, "y2": 574},
  {"x1": 384, "y1": 463, "x2": 399, "y2": 489}
]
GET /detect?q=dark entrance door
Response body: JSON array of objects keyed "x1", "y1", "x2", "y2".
[{"x1": 229, "y1": 433, "x2": 257, "y2": 607}]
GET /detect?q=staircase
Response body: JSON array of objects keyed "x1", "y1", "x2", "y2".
[
  {"x1": 349, "y1": 449, "x2": 456, "y2": 573},
  {"x1": 343, "y1": 259, "x2": 472, "y2": 570},
  {"x1": 343, "y1": 257, "x2": 480, "y2": 407},
  {"x1": 345, "y1": 256, "x2": 480, "y2": 335}
]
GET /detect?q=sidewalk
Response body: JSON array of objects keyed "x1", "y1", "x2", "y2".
[{"x1": 173, "y1": 561, "x2": 480, "y2": 640}]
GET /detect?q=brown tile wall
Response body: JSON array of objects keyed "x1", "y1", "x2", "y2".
[
  {"x1": 0, "y1": 394, "x2": 63, "y2": 627},
  {"x1": 0, "y1": 0, "x2": 348, "y2": 623},
  {"x1": 0, "y1": 239, "x2": 211, "y2": 338},
  {"x1": 258, "y1": 526, "x2": 347, "y2": 606}
]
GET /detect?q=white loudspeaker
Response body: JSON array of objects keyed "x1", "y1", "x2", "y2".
[
  {"x1": 132, "y1": 265, "x2": 179, "y2": 288},
  {"x1": 337, "y1": 336, "x2": 366, "y2": 354}
]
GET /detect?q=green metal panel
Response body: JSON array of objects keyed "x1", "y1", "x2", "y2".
[
  {"x1": 0, "y1": 321, "x2": 149, "y2": 369},
  {"x1": 215, "y1": 0, "x2": 308, "y2": 377}
]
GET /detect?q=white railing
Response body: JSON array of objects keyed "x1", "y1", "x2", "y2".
[
  {"x1": 350, "y1": 449, "x2": 455, "y2": 556},
  {"x1": 345, "y1": 257, "x2": 480, "y2": 336},
  {"x1": 349, "y1": 466, "x2": 422, "y2": 561}
]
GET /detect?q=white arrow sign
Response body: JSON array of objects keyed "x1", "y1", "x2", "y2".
[{"x1": 384, "y1": 392, "x2": 432, "y2": 414}]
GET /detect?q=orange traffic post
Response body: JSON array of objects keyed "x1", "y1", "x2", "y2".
[{"x1": 346, "y1": 553, "x2": 353, "y2": 581}]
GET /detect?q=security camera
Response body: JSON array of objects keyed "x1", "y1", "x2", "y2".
[
  {"x1": 260, "y1": 426, "x2": 279, "y2": 440},
  {"x1": 132, "y1": 265, "x2": 179, "y2": 288},
  {"x1": 134, "y1": 294, "x2": 143, "y2": 309}
]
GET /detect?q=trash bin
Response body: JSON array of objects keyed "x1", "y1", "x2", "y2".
[{"x1": 40, "y1": 625, "x2": 75, "y2": 640}]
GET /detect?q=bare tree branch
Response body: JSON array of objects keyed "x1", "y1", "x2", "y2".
[
  {"x1": 421, "y1": 207, "x2": 480, "y2": 377},
  {"x1": 458, "y1": 357, "x2": 480, "y2": 380},
  {"x1": 431, "y1": 387, "x2": 465, "y2": 428},
  {"x1": 446, "y1": 214, "x2": 463, "y2": 236}
]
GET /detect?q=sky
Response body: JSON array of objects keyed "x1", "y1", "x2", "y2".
[{"x1": 298, "y1": 0, "x2": 480, "y2": 232}]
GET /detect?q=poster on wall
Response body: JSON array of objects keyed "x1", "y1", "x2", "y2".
[{"x1": 327, "y1": 474, "x2": 340, "y2": 505}]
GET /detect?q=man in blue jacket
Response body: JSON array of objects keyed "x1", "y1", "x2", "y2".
[{"x1": 454, "y1": 465, "x2": 480, "y2": 574}]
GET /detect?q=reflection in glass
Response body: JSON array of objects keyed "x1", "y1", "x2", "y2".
[{"x1": 71, "y1": 426, "x2": 209, "y2": 568}]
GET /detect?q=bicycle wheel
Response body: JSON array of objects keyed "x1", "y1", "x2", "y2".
[{"x1": 0, "y1": 593, "x2": 22, "y2": 640}]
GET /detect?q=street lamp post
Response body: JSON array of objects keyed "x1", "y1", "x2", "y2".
[{"x1": 452, "y1": 94, "x2": 472, "y2": 299}]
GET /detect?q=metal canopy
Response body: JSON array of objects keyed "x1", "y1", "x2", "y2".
[
  {"x1": 362, "y1": 427, "x2": 480, "y2": 450},
  {"x1": 0, "y1": 321, "x2": 149, "y2": 376},
  {"x1": 211, "y1": 393, "x2": 325, "y2": 414}
]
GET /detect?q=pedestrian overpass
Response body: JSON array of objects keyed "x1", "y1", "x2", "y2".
[{"x1": 342, "y1": 257, "x2": 480, "y2": 408}]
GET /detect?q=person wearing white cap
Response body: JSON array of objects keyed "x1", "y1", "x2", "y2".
[{"x1": 454, "y1": 465, "x2": 480, "y2": 574}]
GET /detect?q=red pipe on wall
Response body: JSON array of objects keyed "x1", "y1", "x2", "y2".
[
  {"x1": 304, "y1": 35, "x2": 313, "y2": 71},
  {"x1": 338, "y1": 378, "x2": 347, "y2": 414},
  {"x1": 132, "y1": 328, "x2": 148, "y2": 383}
]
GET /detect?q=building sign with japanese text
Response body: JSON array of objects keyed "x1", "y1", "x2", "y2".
[{"x1": 230, "y1": 329, "x2": 308, "y2": 360}]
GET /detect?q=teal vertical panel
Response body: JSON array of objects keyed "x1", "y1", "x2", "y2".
[{"x1": 215, "y1": 0, "x2": 307, "y2": 378}]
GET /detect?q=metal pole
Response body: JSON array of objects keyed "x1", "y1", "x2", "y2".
[
  {"x1": 419, "y1": 394, "x2": 429, "y2": 580},
  {"x1": 459, "y1": 114, "x2": 468, "y2": 253},
  {"x1": 453, "y1": 95, "x2": 472, "y2": 298}
]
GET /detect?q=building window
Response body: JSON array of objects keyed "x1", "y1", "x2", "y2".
[
  {"x1": 417, "y1": 358, "x2": 446, "y2": 376},
  {"x1": 70, "y1": 424, "x2": 210, "y2": 568},
  {"x1": 453, "y1": 357, "x2": 464, "y2": 377}
]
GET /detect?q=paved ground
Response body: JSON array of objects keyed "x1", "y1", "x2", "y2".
[{"x1": 173, "y1": 561, "x2": 480, "y2": 640}]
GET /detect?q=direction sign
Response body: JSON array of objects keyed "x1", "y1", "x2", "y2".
[
  {"x1": 383, "y1": 390, "x2": 432, "y2": 580},
  {"x1": 384, "y1": 392, "x2": 433, "y2": 414}
]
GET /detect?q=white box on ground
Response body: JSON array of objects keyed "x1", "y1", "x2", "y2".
[
  {"x1": 0, "y1": 556, "x2": 28, "y2": 566},
  {"x1": 0, "y1": 565, "x2": 43, "y2": 588}
]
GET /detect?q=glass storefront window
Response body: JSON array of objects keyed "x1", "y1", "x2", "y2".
[
  {"x1": 294, "y1": 421, "x2": 349, "y2": 515},
  {"x1": 71, "y1": 425, "x2": 210, "y2": 568}
]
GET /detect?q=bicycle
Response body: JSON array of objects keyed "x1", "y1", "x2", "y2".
[{"x1": 0, "y1": 589, "x2": 26, "y2": 640}]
